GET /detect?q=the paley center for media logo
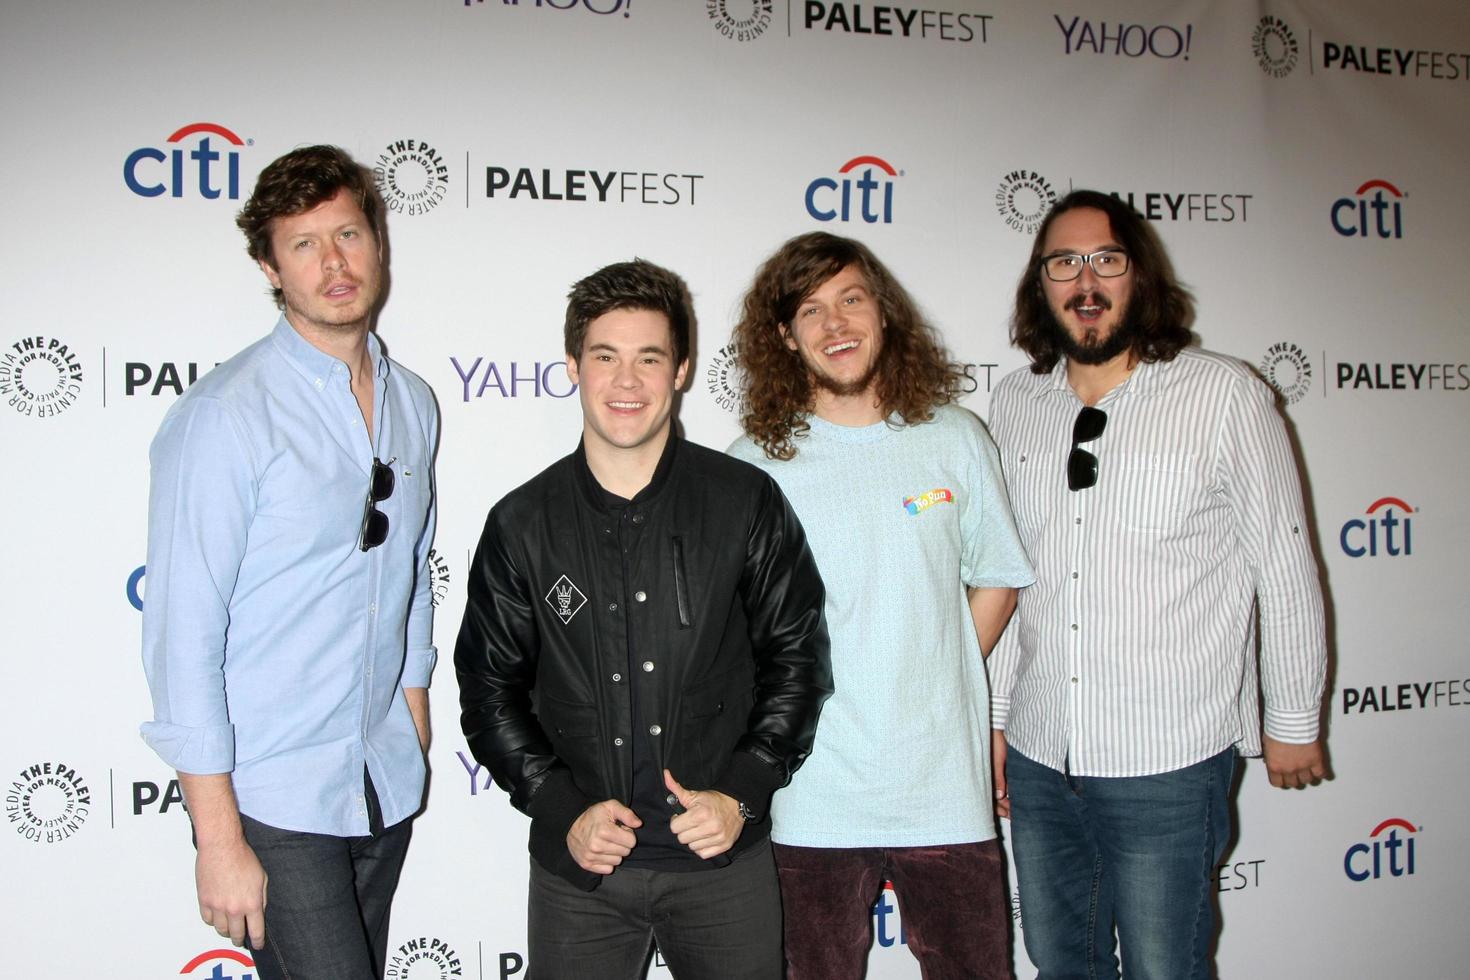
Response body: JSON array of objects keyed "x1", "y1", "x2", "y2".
[
  {"x1": 1, "y1": 335, "x2": 83, "y2": 420},
  {"x1": 374, "y1": 138, "x2": 450, "y2": 217},
  {"x1": 996, "y1": 170, "x2": 1058, "y2": 234},
  {"x1": 7, "y1": 761, "x2": 91, "y2": 844},
  {"x1": 1252, "y1": 16, "x2": 1299, "y2": 77}
]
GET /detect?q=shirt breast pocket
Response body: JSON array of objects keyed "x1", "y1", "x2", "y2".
[
  {"x1": 1113, "y1": 451, "x2": 1196, "y2": 533},
  {"x1": 392, "y1": 457, "x2": 432, "y2": 531},
  {"x1": 1003, "y1": 447, "x2": 1061, "y2": 538}
]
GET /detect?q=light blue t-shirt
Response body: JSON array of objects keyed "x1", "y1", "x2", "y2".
[{"x1": 729, "y1": 404, "x2": 1033, "y2": 847}]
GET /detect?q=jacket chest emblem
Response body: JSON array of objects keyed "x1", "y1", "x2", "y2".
[{"x1": 545, "y1": 574, "x2": 588, "y2": 624}]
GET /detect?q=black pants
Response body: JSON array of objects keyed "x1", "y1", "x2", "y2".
[
  {"x1": 527, "y1": 836, "x2": 783, "y2": 979},
  {"x1": 237, "y1": 773, "x2": 412, "y2": 980}
]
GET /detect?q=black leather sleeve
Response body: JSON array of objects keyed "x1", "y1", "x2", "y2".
[
  {"x1": 454, "y1": 505, "x2": 600, "y2": 890},
  {"x1": 713, "y1": 475, "x2": 834, "y2": 813}
]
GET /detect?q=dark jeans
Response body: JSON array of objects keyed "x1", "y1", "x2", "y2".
[
  {"x1": 773, "y1": 839, "x2": 1013, "y2": 980},
  {"x1": 236, "y1": 776, "x2": 412, "y2": 980},
  {"x1": 1005, "y1": 745, "x2": 1236, "y2": 980},
  {"x1": 528, "y1": 835, "x2": 783, "y2": 979}
]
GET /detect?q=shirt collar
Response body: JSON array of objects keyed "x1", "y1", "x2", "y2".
[
  {"x1": 270, "y1": 316, "x2": 386, "y2": 392},
  {"x1": 1033, "y1": 355, "x2": 1163, "y2": 404},
  {"x1": 574, "y1": 429, "x2": 681, "y2": 511}
]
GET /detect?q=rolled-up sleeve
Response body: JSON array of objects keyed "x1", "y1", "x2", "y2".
[
  {"x1": 139, "y1": 396, "x2": 256, "y2": 774},
  {"x1": 401, "y1": 397, "x2": 440, "y2": 689}
]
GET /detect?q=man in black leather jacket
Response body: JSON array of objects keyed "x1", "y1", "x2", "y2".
[{"x1": 455, "y1": 259, "x2": 832, "y2": 979}]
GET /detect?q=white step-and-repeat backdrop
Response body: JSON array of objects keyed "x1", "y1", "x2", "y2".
[{"x1": 3, "y1": 1, "x2": 1467, "y2": 976}]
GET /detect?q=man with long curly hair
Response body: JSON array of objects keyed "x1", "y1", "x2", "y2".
[
  {"x1": 728, "y1": 232, "x2": 1035, "y2": 979},
  {"x1": 988, "y1": 190, "x2": 1328, "y2": 979}
]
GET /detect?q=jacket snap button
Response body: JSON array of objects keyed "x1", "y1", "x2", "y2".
[
  {"x1": 642, "y1": 661, "x2": 654, "y2": 672},
  {"x1": 635, "y1": 591, "x2": 647, "y2": 602},
  {"x1": 648, "y1": 724, "x2": 662, "y2": 736}
]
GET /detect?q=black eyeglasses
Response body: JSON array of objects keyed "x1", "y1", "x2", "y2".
[
  {"x1": 1041, "y1": 248, "x2": 1130, "y2": 282},
  {"x1": 358, "y1": 457, "x2": 396, "y2": 552},
  {"x1": 1067, "y1": 408, "x2": 1107, "y2": 491}
]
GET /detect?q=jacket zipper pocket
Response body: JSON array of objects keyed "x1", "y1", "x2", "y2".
[{"x1": 672, "y1": 535, "x2": 692, "y2": 629}]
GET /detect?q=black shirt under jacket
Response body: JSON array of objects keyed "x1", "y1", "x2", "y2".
[{"x1": 455, "y1": 434, "x2": 833, "y2": 890}]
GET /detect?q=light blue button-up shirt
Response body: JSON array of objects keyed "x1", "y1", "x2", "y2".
[{"x1": 141, "y1": 317, "x2": 438, "y2": 836}]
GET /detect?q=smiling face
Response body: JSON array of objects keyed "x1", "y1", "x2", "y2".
[
  {"x1": 1039, "y1": 206, "x2": 1137, "y2": 366},
  {"x1": 259, "y1": 188, "x2": 382, "y2": 336},
  {"x1": 568, "y1": 307, "x2": 688, "y2": 466},
  {"x1": 783, "y1": 263, "x2": 885, "y2": 408}
]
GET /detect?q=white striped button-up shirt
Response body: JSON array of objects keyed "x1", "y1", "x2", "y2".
[{"x1": 988, "y1": 347, "x2": 1326, "y2": 777}]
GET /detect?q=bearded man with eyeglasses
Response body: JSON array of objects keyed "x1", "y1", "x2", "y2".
[
  {"x1": 987, "y1": 189, "x2": 1329, "y2": 980},
  {"x1": 140, "y1": 145, "x2": 438, "y2": 979}
]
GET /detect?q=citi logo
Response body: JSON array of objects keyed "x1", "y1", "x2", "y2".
[
  {"x1": 179, "y1": 949, "x2": 255, "y2": 979},
  {"x1": 1344, "y1": 817, "x2": 1418, "y2": 882},
  {"x1": 127, "y1": 564, "x2": 146, "y2": 611},
  {"x1": 805, "y1": 155, "x2": 900, "y2": 224},
  {"x1": 124, "y1": 122, "x2": 250, "y2": 200},
  {"x1": 873, "y1": 880, "x2": 908, "y2": 947},
  {"x1": 1339, "y1": 496, "x2": 1414, "y2": 558},
  {"x1": 1330, "y1": 179, "x2": 1404, "y2": 239}
]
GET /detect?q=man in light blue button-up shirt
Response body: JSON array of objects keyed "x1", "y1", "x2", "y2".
[{"x1": 141, "y1": 146, "x2": 438, "y2": 980}]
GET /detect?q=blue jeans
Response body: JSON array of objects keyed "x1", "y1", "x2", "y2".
[
  {"x1": 235, "y1": 774, "x2": 412, "y2": 980},
  {"x1": 1006, "y1": 745, "x2": 1236, "y2": 980},
  {"x1": 527, "y1": 835, "x2": 783, "y2": 979}
]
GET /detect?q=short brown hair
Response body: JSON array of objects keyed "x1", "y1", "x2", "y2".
[
  {"x1": 236, "y1": 145, "x2": 383, "y2": 307},
  {"x1": 734, "y1": 232, "x2": 968, "y2": 460},
  {"x1": 564, "y1": 259, "x2": 693, "y2": 366}
]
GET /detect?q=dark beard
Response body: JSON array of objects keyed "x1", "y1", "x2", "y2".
[
  {"x1": 808, "y1": 342, "x2": 885, "y2": 398},
  {"x1": 812, "y1": 363, "x2": 880, "y2": 398},
  {"x1": 1044, "y1": 292, "x2": 1137, "y2": 366}
]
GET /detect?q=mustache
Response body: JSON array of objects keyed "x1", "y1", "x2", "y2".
[
  {"x1": 320, "y1": 275, "x2": 362, "y2": 293},
  {"x1": 1064, "y1": 292, "x2": 1112, "y2": 312}
]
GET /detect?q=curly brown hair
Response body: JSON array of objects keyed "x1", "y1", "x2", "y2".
[
  {"x1": 1011, "y1": 189, "x2": 1193, "y2": 373},
  {"x1": 236, "y1": 145, "x2": 383, "y2": 309},
  {"x1": 734, "y1": 232, "x2": 968, "y2": 460}
]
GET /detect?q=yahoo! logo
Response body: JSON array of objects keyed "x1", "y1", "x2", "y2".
[
  {"x1": 124, "y1": 122, "x2": 250, "y2": 200},
  {"x1": 451, "y1": 356, "x2": 577, "y2": 402},
  {"x1": 458, "y1": 750, "x2": 495, "y2": 796},
  {"x1": 1340, "y1": 497, "x2": 1414, "y2": 558},
  {"x1": 805, "y1": 155, "x2": 900, "y2": 224},
  {"x1": 1331, "y1": 179, "x2": 1404, "y2": 239},
  {"x1": 179, "y1": 949, "x2": 255, "y2": 978},
  {"x1": 1344, "y1": 818, "x2": 1418, "y2": 882}
]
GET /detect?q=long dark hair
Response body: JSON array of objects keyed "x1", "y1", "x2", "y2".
[{"x1": 1011, "y1": 189, "x2": 1193, "y2": 373}]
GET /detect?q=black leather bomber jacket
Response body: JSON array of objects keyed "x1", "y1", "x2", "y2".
[{"x1": 455, "y1": 435, "x2": 833, "y2": 890}]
